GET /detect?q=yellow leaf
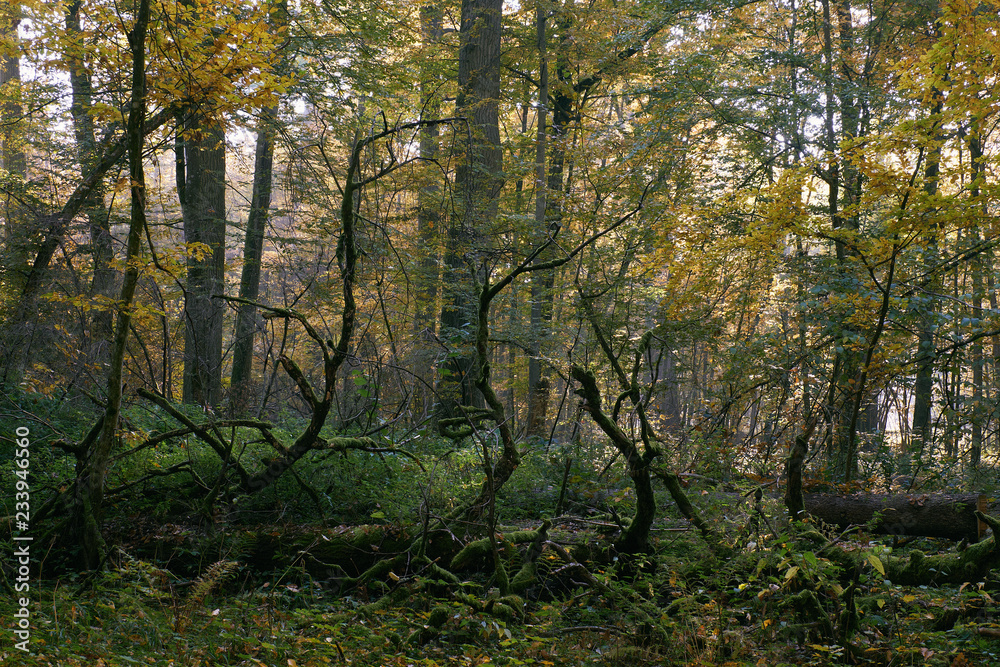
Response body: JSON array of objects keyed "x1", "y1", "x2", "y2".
[{"x1": 866, "y1": 553, "x2": 885, "y2": 576}]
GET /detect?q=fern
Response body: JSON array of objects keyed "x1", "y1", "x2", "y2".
[
  {"x1": 174, "y1": 560, "x2": 238, "y2": 634},
  {"x1": 117, "y1": 550, "x2": 172, "y2": 601}
]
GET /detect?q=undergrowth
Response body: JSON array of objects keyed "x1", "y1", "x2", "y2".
[{"x1": 2, "y1": 522, "x2": 1000, "y2": 666}]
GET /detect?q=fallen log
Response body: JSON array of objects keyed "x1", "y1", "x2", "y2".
[
  {"x1": 804, "y1": 493, "x2": 988, "y2": 542},
  {"x1": 798, "y1": 512, "x2": 1000, "y2": 587}
]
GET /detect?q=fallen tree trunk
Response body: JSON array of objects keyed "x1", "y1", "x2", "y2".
[
  {"x1": 798, "y1": 512, "x2": 1000, "y2": 587},
  {"x1": 804, "y1": 493, "x2": 987, "y2": 542}
]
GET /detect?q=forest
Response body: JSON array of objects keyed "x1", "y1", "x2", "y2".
[{"x1": 1, "y1": 0, "x2": 1000, "y2": 663}]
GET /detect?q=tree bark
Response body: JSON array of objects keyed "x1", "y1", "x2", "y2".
[
  {"x1": 74, "y1": 0, "x2": 150, "y2": 569},
  {"x1": 230, "y1": 0, "x2": 288, "y2": 417},
  {"x1": 66, "y1": 0, "x2": 116, "y2": 381},
  {"x1": 969, "y1": 113, "x2": 988, "y2": 470},
  {"x1": 525, "y1": 3, "x2": 553, "y2": 439},
  {"x1": 0, "y1": 1, "x2": 25, "y2": 253},
  {"x1": 1, "y1": 5, "x2": 28, "y2": 383},
  {"x1": 804, "y1": 493, "x2": 987, "y2": 542},
  {"x1": 229, "y1": 110, "x2": 274, "y2": 416},
  {"x1": 412, "y1": 5, "x2": 445, "y2": 420},
  {"x1": 571, "y1": 365, "x2": 655, "y2": 554},
  {"x1": 436, "y1": 0, "x2": 503, "y2": 417},
  {"x1": 907, "y1": 78, "x2": 946, "y2": 477},
  {"x1": 179, "y1": 109, "x2": 227, "y2": 408},
  {"x1": 822, "y1": 0, "x2": 864, "y2": 482}
]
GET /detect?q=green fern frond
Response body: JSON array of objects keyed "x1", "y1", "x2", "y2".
[{"x1": 174, "y1": 559, "x2": 238, "y2": 634}]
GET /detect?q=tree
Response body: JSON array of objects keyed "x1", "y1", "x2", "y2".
[
  {"x1": 74, "y1": 0, "x2": 151, "y2": 569},
  {"x1": 0, "y1": 0, "x2": 26, "y2": 253},
  {"x1": 178, "y1": 106, "x2": 227, "y2": 408},
  {"x1": 411, "y1": 3, "x2": 446, "y2": 420},
  {"x1": 65, "y1": 0, "x2": 116, "y2": 383},
  {"x1": 436, "y1": 0, "x2": 503, "y2": 417},
  {"x1": 230, "y1": 0, "x2": 289, "y2": 417}
]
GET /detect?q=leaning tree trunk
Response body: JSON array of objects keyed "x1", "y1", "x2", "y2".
[
  {"x1": 229, "y1": 107, "x2": 276, "y2": 416},
  {"x1": 570, "y1": 366, "x2": 656, "y2": 554}
]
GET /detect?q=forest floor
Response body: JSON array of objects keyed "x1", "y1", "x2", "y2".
[
  {"x1": 2, "y1": 513, "x2": 1000, "y2": 666},
  {"x1": 2, "y1": 399, "x2": 999, "y2": 665}
]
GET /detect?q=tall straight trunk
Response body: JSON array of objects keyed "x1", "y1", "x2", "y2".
[
  {"x1": 175, "y1": 1, "x2": 228, "y2": 408},
  {"x1": 820, "y1": 0, "x2": 848, "y2": 471},
  {"x1": 437, "y1": 0, "x2": 503, "y2": 416},
  {"x1": 75, "y1": 0, "x2": 150, "y2": 569},
  {"x1": 990, "y1": 235, "x2": 1000, "y2": 455},
  {"x1": 229, "y1": 106, "x2": 276, "y2": 416},
  {"x1": 526, "y1": 8, "x2": 578, "y2": 438},
  {"x1": 229, "y1": 0, "x2": 287, "y2": 417},
  {"x1": 66, "y1": 1, "x2": 116, "y2": 377},
  {"x1": 0, "y1": 4, "x2": 27, "y2": 383},
  {"x1": 827, "y1": 0, "x2": 866, "y2": 482},
  {"x1": 908, "y1": 84, "x2": 945, "y2": 475},
  {"x1": 819, "y1": 0, "x2": 841, "y2": 458},
  {"x1": 969, "y1": 119, "x2": 986, "y2": 470},
  {"x1": 525, "y1": 3, "x2": 551, "y2": 438},
  {"x1": 413, "y1": 4, "x2": 444, "y2": 420},
  {"x1": 180, "y1": 116, "x2": 227, "y2": 407},
  {"x1": 0, "y1": 2, "x2": 25, "y2": 239}
]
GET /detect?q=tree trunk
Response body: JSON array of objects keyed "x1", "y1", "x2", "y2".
[
  {"x1": 804, "y1": 493, "x2": 987, "y2": 543},
  {"x1": 66, "y1": 0, "x2": 116, "y2": 381},
  {"x1": 180, "y1": 115, "x2": 227, "y2": 408},
  {"x1": 525, "y1": 4, "x2": 552, "y2": 439},
  {"x1": 229, "y1": 109, "x2": 275, "y2": 416},
  {"x1": 229, "y1": 0, "x2": 287, "y2": 417},
  {"x1": 969, "y1": 117, "x2": 986, "y2": 470},
  {"x1": 824, "y1": 0, "x2": 864, "y2": 482},
  {"x1": 436, "y1": 0, "x2": 503, "y2": 417},
  {"x1": 0, "y1": 1, "x2": 25, "y2": 245},
  {"x1": 571, "y1": 365, "x2": 655, "y2": 553},
  {"x1": 907, "y1": 81, "x2": 946, "y2": 477},
  {"x1": 0, "y1": 4, "x2": 28, "y2": 383},
  {"x1": 74, "y1": 0, "x2": 150, "y2": 569},
  {"x1": 412, "y1": 4, "x2": 445, "y2": 421}
]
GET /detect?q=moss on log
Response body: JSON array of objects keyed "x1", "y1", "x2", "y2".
[
  {"x1": 797, "y1": 511, "x2": 1000, "y2": 587},
  {"x1": 804, "y1": 493, "x2": 987, "y2": 542},
  {"x1": 450, "y1": 525, "x2": 547, "y2": 571},
  {"x1": 882, "y1": 527, "x2": 999, "y2": 586}
]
